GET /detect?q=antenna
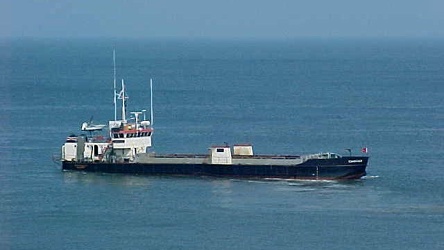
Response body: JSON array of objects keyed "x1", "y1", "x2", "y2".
[
  {"x1": 150, "y1": 78, "x2": 154, "y2": 126},
  {"x1": 121, "y1": 79, "x2": 126, "y2": 122},
  {"x1": 113, "y1": 50, "x2": 117, "y2": 121}
]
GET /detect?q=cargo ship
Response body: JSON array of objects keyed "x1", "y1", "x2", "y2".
[
  {"x1": 60, "y1": 81, "x2": 369, "y2": 180},
  {"x1": 60, "y1": 55, "x2": 369, "y2": 180}
]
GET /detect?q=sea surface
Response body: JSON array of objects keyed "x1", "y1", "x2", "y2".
[{"x1": 0, "y1": 38, "x2": 443, "y2": 249}]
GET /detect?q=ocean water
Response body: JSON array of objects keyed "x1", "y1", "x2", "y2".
[{"x1": 0, "y1": 38, "x2": 443, "y2": 249}]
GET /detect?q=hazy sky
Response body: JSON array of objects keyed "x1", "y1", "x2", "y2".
[{"x1": 1, "y1": 0, "x2": 443, "y2": 39}]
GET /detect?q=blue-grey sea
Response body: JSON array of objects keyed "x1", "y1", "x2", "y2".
[{"x1": 0, "y1": 38, "x2": 443, "y2": 249}]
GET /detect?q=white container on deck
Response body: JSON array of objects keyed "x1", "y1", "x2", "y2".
[
  {"x1": 233, "y1": 144, "x2": 254, "y2": 156},
  {"x1": 209, "y1": 146, "x2": 232, "y2": 164}
]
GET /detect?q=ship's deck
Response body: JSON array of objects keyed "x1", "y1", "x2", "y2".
[
  {"x1": 148, "y1": 153, "x2": 301, "y2": 159},
  {"x1": 135, "y1": 153, "x2": 305, "y2": 165}
]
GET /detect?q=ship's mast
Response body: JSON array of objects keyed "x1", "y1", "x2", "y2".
[
  {"x1": 113, "y1": 50, "x2": 117, "y2": 121},
  {"x1": 150, "y1": 78, "x2": 154, "y2": 126},
  {"x1": 121, "y1": 79, "x2": 127, "y2": 122}
]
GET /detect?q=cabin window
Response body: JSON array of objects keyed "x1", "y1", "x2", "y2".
[
  {"x1": 119, "y1": 133, "x2": 124, "y2": 138},
  {"x1": 113, "y1": 133, "x2": 118, "y2": 138},
  {"x1": 216, "y1": 148, "x2": 225, "y2": 153},
  {"x1": 148, "y1": 132, "x2": 151, "y2": 136},
  {"x1": 93, "y1": 145, "x2": 99, "y2": 156}
]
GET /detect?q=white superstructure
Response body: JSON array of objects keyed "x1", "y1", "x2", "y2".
[{"x1": 61, "y1": 52, "x2": 154, "y2": 163}]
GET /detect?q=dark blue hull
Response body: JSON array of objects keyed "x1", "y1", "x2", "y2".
[{"x1": 62, "y1": 157, "x2": 368, "y2": 180}]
